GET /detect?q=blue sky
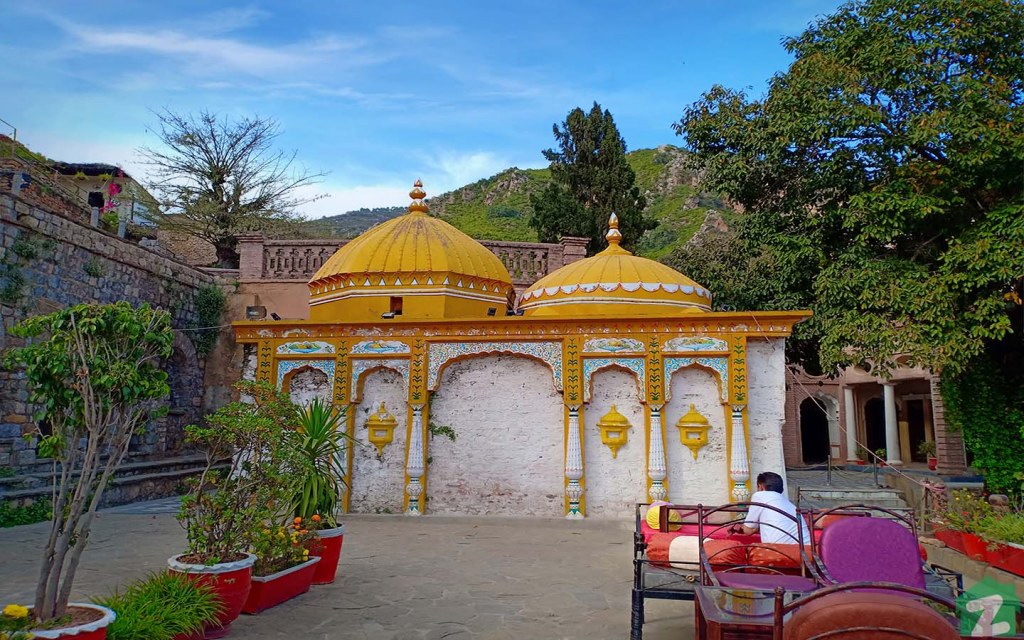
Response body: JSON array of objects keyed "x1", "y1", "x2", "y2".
[{"x1": 1, "y1": 1, "x2": 843, "y2": 217}]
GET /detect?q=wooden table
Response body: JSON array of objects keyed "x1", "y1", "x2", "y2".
[{"x1": 694, "y1": 585, "x2": 800, "y2": 640}]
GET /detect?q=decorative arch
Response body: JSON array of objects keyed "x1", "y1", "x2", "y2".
[
  {"x1": 161, "y1": 331, "x2": 203, "y2": 454},
  {"x1": 582, "y1": 358, "x2": 645, "y2": 402},
  {"x1": 350, "y1": 358, "x2": 410, "y2": 403},
  {"x1": 663, "y1": 357, "x2": 728, "y2": 403},
  {"x1": 427, "y1": 341, "x2": 562, "y2": 391},
  {"x1": 277, "y1": 359, "x2": 335, "y2": 390}
]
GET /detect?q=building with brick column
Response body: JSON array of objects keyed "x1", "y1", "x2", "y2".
[{"x1": 783, "y1": 365, "x2": 967, "y2": 475}]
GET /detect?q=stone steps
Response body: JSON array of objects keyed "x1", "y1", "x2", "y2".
[
  {"x1": 0, "y1": 454, "x2": 216, "y2": 508},
  {"x1": 795, "y1": 486, "x2": 911, "y2": 513}
]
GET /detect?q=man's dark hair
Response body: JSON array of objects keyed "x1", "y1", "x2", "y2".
[{"x1": 756, "y1": 472, "x2": 784, "y2": 494}]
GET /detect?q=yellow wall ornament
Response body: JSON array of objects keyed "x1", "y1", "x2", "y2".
[
  {"x1": 365, "y1": 402, "x2": 398, "y2": 457},
  {"x1": 597, "y1": 404, "x2": 632, "y2": 458},
  {"x1": 676, "y1": 404, "x2": 711, "y2": 459}
]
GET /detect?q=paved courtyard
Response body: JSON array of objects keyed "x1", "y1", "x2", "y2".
[{"x1": 0, "y1": 499, "x2": 694, "y2": 639}]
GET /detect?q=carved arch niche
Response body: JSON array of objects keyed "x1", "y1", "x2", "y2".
[
  {"x1": 662, "y1": 361, "x2": 731, "y2": 506},
  {"x1": 583, "y1": 364, "x2": 647, "y2": 517}
]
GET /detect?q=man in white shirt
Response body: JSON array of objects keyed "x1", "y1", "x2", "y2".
[{"x1": 729, "y1": 472, "x2": 810, "y2": 544}]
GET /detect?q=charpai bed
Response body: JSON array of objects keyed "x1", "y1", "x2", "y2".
[
  {"x1": 631, "y1": 502, "x2": 813, "y2": 640},
  {"x1": 630, "y1": 501, "x2": 962, "y2": 640}
]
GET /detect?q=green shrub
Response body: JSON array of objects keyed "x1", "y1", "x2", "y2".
[
  {"x1": 979, "y1": 512, "x2": 1024, "y2": 546},
  {"x1": 191, "y1": 285, "x2": 226, "y2": 357},
  {"x1": 11, "y1": 237, "x2": 39, "y2": 260},
  {"x1": 95, "y1": 572, "x2": 222, "y2": 640},
  {"x1": 84, "y1": 258, "x2": 106, "y2": 278},
  {"x1": 942, "y1": 355, "x2": 1024, "y2": 495},
  {"x1": 0, "y1": 499, "x2": 52, "y2": 528}
]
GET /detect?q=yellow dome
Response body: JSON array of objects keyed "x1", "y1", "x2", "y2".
[
  {"x1": 519, "y1": 214, "x2": 711, "y2": 317},
  {"x1": 308, "y1": 181, "x2": 514, "y2": 321}
]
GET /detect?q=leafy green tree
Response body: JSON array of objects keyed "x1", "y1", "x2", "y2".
[
  {"x1": 4, "y1": 302, "x2": 173, "y2": 621},
  {"x1": 531, "y1": 103, "x2": 655, "y2": 253},
  {"x1": 673, "y1": 0, "x2": 1024, "y2": 378},
  {"x1": 140, "y1": 110, "x2": 326, "y2": 268}
]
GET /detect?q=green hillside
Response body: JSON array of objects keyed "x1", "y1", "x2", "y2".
[{"x1": 314, "y1": 145, "x2": 727, "y2": 260}]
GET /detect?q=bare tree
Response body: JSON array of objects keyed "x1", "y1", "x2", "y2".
[{"x1": 139, "y1": 110, "x2": 326, "y2": 267}]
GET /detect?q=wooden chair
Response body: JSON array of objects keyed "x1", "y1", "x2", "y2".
[{"x1": 771, "y1": 582, "x2": 960, "y2": 640}]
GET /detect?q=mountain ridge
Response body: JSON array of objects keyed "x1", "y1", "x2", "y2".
[{"x1": 309, "y1": 145, "x2": 730, "y2": 260}]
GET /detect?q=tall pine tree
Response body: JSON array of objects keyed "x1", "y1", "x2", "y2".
[{"x1": 530, "y1": 103, "x2": 654, "y2": 253}]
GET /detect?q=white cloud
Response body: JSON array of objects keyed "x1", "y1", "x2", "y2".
[
  {"x1": 425, "y1": 150, "x2": 511, "y2": 192},
  {"x1": 295, "y1": 183, "x2": 409, "y2": 219},
  {"x1": 295, "y1": 150, "x2": 516, "y2": 219}
]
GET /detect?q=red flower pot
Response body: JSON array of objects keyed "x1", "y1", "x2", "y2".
[
  {"x1": 242, "y1": 556, "x2": 320, "y2": 614},
  {"x1": 933, "y1": 527, "x2": 966, "y2": 554},
  {"x1": 306, "y1": 525, "x2": 345, "y2": 585},
  {"x1": 961, "y1": 532, "x2": 989, "y2": 562},
  {"x1": 986, "y1": 541, "x2": 1024, "y2": 577},
  {"x1": 30, "y1": 603, "x2": 116, "y2": 640},
  {"x1": 168, "y1": 553, "x2": 256, "y2": 639}
]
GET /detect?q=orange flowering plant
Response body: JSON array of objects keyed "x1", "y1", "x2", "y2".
[{"x1": 250, "y1": 518, "x2": 318, "y2": 577}]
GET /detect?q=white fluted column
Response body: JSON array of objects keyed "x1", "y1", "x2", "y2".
[
  {"x1": 405, "y1": 404, "x2": 425, "y2": 515},
  {"x1": 843, "y1": 386, "x2": 858, "y2": 462},
  {"x1": 729, "y1": 406, "x2": 750, "y2": 501},
  {"x1": 882, "y1": 383, "x2": 902, "y2": 465},
  {"x1": 565, "y1": 405, "x2": 584, "y2": 519},
  {"x1": 648, "y1": 405, "x2": 667, "y2": 502}
]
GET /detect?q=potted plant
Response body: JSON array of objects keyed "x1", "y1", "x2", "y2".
[
  {"x1": 94, "y1": 572, "x2": 222, "y2": 640},
  {"x1": 172, "y1": 381, "x2": 301, "y2": 638},
  {"x1": 874, "y1": 448, "x2": 888, "y2": 466},
  {"x1": 978, "y1": 511, "x2": 1024, "y2": 577},
  {"x1": 917, "y1": 441, "x2": 938, "y2": 471},
  {"x1": 242, "y1": 518, "x2": 320, "y2": 614},
  {"x1": 855, "y1": 445, "x2": 870, "y2": 466},
  {"x1": 292, "y1": 398, "x2": 352, "y2": 585},
  {"x1": 3, "y1": 302, "x2": 173, "y2": 638},
  {"x1": 937, "y1": 489, "x2": 993, "y2": 560}
]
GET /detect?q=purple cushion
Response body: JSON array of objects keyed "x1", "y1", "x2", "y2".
[
  {"x1": 819, "y1": 518, "x2": 925, "y2": 589},
  {"x1": 716, "y1": 571, "x2": 817, "y2": 592}
]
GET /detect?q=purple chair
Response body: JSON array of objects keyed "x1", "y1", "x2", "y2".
[{"x1": 816, "y1": 516, "x2": 925, "y2": 589}]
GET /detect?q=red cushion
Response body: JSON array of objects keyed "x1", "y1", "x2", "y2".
[
  {"x1": 749, "y1": 543, "x2": 803, "y2": 569},
  {"x1": 704, "y1": 539, "x2": 746, "y2": 569}
]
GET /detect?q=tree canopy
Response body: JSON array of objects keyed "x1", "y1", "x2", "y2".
[
  {"x1": 140, "y1": 110, "x2": 325, "y2": 267},
  {"x1": 530, "y1": 103, "x2": 655, "y2": 253},
  {"x1": 672, "y1": 0, "x2": 1024, "y2": 378}
]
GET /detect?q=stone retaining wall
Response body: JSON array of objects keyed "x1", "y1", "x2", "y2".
[{"x1": 0, "y1": 191, "x2": 225, "y2": 472}]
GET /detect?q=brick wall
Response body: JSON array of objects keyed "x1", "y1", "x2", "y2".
[{"x1": 0, "y1": 192, "x2": 225, "y2": 472}]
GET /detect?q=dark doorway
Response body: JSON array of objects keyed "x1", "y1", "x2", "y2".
[
  {"x1": 907, "y1": 399, "x2": 926, "y2": 463},
  {"x1": 865, "y1": 397, "x2": 886, "y2": 454},
  {"x1": 800, "y1": 398, "x2": 830, "y2": 465}
]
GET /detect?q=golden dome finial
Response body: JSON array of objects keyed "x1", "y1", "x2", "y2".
[
  {"x1": 409, "y1": 179, "x2": 428, "y2": 214},
  {"x1": 606, "y1": 212, "x2": 622, "y2": 246}
]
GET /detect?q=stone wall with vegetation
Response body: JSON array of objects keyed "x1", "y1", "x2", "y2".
[{"x1": 0, "y1": 191, "x2": 228, "y2": 473}]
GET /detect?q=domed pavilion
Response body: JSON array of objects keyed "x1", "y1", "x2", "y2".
[{"x1": 235, "y1": 182, "x2": 810, "y2": 518}]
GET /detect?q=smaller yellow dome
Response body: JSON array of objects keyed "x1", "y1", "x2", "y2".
[{"x1": 519, "y1": 214, "x2": 711, "y2": 317}]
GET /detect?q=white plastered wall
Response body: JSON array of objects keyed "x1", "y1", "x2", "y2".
[
  {"x1": 746, "y1": 339, "x2": 788, "y2": 491},
  {"x1": 427, "y1": 355, "x2": 564, "y2": 516},
  {"x1": 287, "y1": 368, "x2": 331, "y2": 405},
  {"x1": 664, "y1": 367, "x2": 729, "y2": 505},
  {"x1": 583, "y1": 368, "x2": 647, "y2": 517},
  {"x1": 349, "y1": 368, "x2": 408, "y2": 514}
]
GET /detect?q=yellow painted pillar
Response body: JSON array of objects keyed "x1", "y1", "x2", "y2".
[
  {"x1": 645, "y1": 336, "x2": 668, "y2": 501},
  {"x1": 728, "y1": 336, "x2": 751, "y2": 501},
  {"x1": 405, "y1": 339, "x2": 428, "y2": 515}
]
